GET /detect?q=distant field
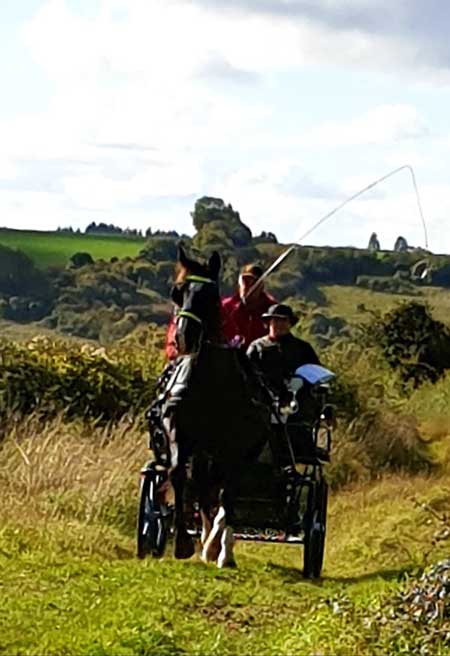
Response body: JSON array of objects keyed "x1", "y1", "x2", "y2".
[
  {"x1": 0, "y1": 229, "x2": 146, "y2": 268},
  {"x1": 321, "y1": 284, "x2": 450, "y2": 327}
]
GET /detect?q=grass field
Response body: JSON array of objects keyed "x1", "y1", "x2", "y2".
[
  {"x1": 321, "y1": 284, "x2": 450, "y2": 327},
  {"x1": 0, "y1": 229, "x2": 146, "y2": 268},
  {"x1": 1, "y1": 414, "x2": 450, "y2": 655}
]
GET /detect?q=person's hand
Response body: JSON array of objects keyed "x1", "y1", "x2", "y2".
[{"x1": 230, "y1": 335, "x2": 245, "y2": 348}]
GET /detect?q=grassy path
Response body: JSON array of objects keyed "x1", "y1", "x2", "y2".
[{"x1": 2, "y1": 473, "x2": 449, "y2": 655}]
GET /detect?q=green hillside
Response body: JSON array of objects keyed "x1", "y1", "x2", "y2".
[
  {"x1": 1, "y1": 195, "x2": 450, "y2": 344},
  {"x1": 0, "y1": 228, "x2": 146, "y2": 268}
]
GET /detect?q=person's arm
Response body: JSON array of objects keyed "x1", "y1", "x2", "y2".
[
  {"x1": 221, "y1": 296, "x2": 244, "y2": 346},
  {"x1": 246, "y1": 340, "x2": 262, "y2": 366},
  {"x1": 306, "y1": 343, "x2": 320, "y2": 365}
]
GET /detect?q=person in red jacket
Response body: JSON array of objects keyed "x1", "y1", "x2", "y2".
[
  {"x1": 165, "y1": 263, "x2": 276, "y2": 361},
  {"x1": 221, "y1": 264, "x2": 276, "y2": 349}
]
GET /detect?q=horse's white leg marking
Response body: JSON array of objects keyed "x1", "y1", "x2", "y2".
[
  {"x1": 200, "y1": 510, "x2": 212, "y2": 546},
  {"x1": 201, "y1": 505, "x2": 225, "y2": 563},
  {"x1": 217, "y1": 526, "x2": 236, "y2": 569}
]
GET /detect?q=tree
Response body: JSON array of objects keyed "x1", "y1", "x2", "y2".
[
  {"x1": 139, "y1": 238, "x2": 178, "y2": 262},
  {"x1": 394, "y1": 236, "x2": 408, "y2": 252},
  {"x1": 368, "y1": 232, "x2": 380, "y2": 252},
  {"x1": 191, "y1": 196, "x2": 252, "y2": 249}
]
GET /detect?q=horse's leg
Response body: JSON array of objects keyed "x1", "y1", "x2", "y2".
[
  {"x1": 216, "y1": 485, "x2": 237, "y2": 569},
  {"x1": 166, "y1": 418, "x2": 195, "y2": 560},
  {"x1": 202, "y1": 503, "x2": 225, "y2": 563},
  {"x1": 171, "y1": 463, "x2": 195, "y2": 559},
  {"x1": 201, "y1": 462, "x2": 225, "y2": 562},
  {"x1": 200, "y1": 509, "x2": 212, "y2": 546},
  {"x1": 192, "y1": 454, "x2": 212, "y2": 546}
]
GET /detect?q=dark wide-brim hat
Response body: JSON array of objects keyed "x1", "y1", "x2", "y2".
[{"x1": 261, "y1": 303, "x2": 298, "y2": 325}]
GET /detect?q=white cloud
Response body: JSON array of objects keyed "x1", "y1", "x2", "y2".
[
  {"x1": 303, "y1": 105, "x2": 428, "y2": 148},
  {"x1": 0, "y1": 0, "x2": 449, "y2": 253},
  {"x1": 186, "y1": 0, "x2": 450, "y2": 78}
]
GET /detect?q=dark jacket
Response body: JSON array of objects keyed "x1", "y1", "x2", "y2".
[{"x1": 246, "y1": 332, "x2": 319, "y2": 394}]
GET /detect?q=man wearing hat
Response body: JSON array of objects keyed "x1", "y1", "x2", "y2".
[
  {"x1": 246, "y1": 303, "x2": 319, "y2": 393},
  {"x1": 221, "y1": 264, "x2": 276, "y2": 349},
  {"x1": 247, "y1": 303, "x2": 321, "y2": 462}
]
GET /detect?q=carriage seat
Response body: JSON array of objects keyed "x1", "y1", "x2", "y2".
[{"x1": 276, "y1": 364, "x2": 335, "y2": 465}]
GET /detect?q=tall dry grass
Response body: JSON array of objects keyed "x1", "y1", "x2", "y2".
[
  {"x1": 321, "y1": 341, "x2": 435, "y2": 487},
  {"x1": 327, "y1": 410, "x2": 432, "y2": 488},
  {"x1": 0, "y1": 413, "x2": 149, "y2": 533}
]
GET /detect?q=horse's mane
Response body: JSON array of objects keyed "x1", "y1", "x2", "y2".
[{"x1": 174, "y1": 262, "x2": 188, "y2": 284}]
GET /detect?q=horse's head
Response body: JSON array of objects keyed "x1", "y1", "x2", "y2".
[{"x1": 171, "y1": 245, "x2": 221, "y2": 354}]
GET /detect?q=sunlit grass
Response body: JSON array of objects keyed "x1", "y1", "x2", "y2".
[
  {"x1": 320, "y1": 284, "x2": 450, "y2": 327},
  {"x1": 1, "y1": 413, "x2": 450, "y2": 654},
  {"x1": 0, "y1": 229, "x2": 145, "y2": 268}
]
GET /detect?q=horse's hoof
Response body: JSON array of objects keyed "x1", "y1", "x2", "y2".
[
  {"x1": 174, "y1": 529, "x2": 195, "y2": 559},
  {"x1": 217, "y1": 558, "x2": 237, "y2": 569}
]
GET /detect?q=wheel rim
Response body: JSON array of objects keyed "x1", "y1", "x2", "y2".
[{"x1": 137, "y1": 471, "x2": 170, "y2": 559}]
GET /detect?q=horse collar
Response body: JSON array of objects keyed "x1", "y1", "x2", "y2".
[
  {"x1": 185, "y1": 275, "x2": 215, "y2": 284},
  {"x1": 176, "y1": 310, "x2": 203, "y2": 325}
]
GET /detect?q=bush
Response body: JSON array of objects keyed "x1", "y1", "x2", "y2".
[
  {"x1": 322, "y1": 341, "x2": 433, "y2": 487},
  {"x1": 356, "y1": 274, "x2": 418, "y2": 295},
  {"x1": 0, "y1": 335, "x2": 164, "y2": 423},
  {"x1": 0, "y1": 245, "x2": 52, "y2": 298},
  {"x1": 139, "y1": 238, "x2": 178, "y2": 262},
  {"x1": 364, "y1": 302, "x2": 450, "y2": 385},
  {"x1": 69, "y1": 252, "x2": 94, "y2": 268},
  {"x1": 327, "y1": 410, "x2": 431, "y2": 488}
]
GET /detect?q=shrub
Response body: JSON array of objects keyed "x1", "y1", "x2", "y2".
[
  {"x1": 356, "y1": 274, "x2": 418, "y2": 295},
  {"x1": 139, "y1": 238, "x2": 178, "y2": 262},
  {"x1": 0, "y1": 335, "x2": 164, "y2": 424},
  {"x1": 364, "y1": 302, "x2": 450, "y2": 385},
  {"x1": 322, "y1": 341, "x2": 433, "y2": 487},
  {"x1": 69, "y1": 252, "x2": 94, "y2": 268},
  {"x1": 0, "y1": 245, "x2": 52, "y2": 298}
]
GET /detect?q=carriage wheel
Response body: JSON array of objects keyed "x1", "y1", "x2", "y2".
[
  {"x1": 303, "y1": 476, "x2": 328, "y2": 579},
  {"x1": 137, "y1": 467, "x2": 170, "y2": 559}
]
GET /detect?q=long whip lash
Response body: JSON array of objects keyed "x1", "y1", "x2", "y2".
[{"x1": 246, "y1": 164, "x2": 428, "y2": 300}]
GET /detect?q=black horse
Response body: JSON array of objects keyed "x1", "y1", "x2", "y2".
[{"x1": 163, "y1": 246, "x2": 272, "y2": 567}]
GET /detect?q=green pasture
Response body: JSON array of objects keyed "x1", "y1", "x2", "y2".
[
  {"x1": 0, "y1": 229, "x2": 145, "y2": 268},
  {"x1": 321, "y1": 284, "x2": 450, "y2": 327}
]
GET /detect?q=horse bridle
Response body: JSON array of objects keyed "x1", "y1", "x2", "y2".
[{"x1": 175, "y1": 275, "x2": 216, "y2": 351}]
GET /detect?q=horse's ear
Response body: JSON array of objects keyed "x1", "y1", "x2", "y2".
[
  {"x1": 208, "y1": 251, "x2": 221, "y2": 280},
  {"x1": 178, "y1": 244, "x2": 189, "y2": 268}
]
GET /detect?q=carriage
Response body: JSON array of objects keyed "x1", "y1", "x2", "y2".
[{"x1": 137, "y1": 360, "x2": 335, "y2": 579}]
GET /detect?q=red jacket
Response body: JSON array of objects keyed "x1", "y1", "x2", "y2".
[
  {"x1": 221, "y1": 292, "x2": 276, "y2": 349},
  {"x1": 164, "y1": 291, "x2": 276, "y2": 360},
  {"x1": 165, "y1": 314, "x2": 178, "y2": 361}
]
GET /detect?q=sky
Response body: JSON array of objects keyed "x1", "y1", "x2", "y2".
[{"x1": 1, "y1": 0, "x2": 450, "y2": 251}]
